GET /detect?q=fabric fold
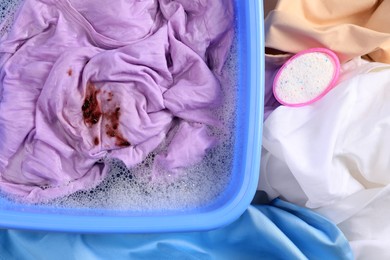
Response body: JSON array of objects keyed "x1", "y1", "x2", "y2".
[{"x1": 265, "y1": 0, "x2": 390, "y2": 64}]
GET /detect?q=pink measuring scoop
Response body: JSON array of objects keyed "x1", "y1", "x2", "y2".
[{"x1": 273, "y1": 48, "x2": 341, "y2": 107}]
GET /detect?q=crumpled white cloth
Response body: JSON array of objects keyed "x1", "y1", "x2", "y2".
[
  {"x1": 259, "y1": 57, "x2": 390, "y2": 259},
  {"x1": 315, "y1": 185, "x2": 390, "y2": 259}
]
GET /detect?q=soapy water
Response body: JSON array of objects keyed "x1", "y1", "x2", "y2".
[
  {"x1": 0, "y1": 0, "x2": 238, "y2": 211},
  {"x1": 0, "y1": 0, "x2": 22, "y2": 38}
]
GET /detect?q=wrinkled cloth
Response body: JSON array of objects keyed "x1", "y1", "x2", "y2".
[
  {"x1": 0, "y1": 0, "x2": 234, "y2": 202},
  {"x1": 259, "y1": 58, "x2": 390, "y2": 208},
  {"x1": 265, "y1": 0, "x2": 390, "y2": 64},
  {"x1": 316, "y1": 185, "x2": 390, "y2": 260},
  {"x1": 0, "y1": 199, "x2": 354, "y2": 260}
]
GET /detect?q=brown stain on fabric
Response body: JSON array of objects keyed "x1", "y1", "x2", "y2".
[
  {"x1": 104, "y1": 107, "x2": 131, "y2": 147},
  {"x1": 82, "y1": 82, "x2": 102, "y2": 126},
  {"x1": 107, "y1": 92, "x2": 113, "y2": 102},
  {"x1": 94, "y1": 137, "x2": 100, "y2": 145},
  {"x1": 81, "y1": 85, "x2": 130, "y2": 147}
]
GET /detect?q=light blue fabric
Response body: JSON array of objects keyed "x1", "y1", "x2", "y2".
[{"x1": 0, "y1": 199, "x2": 353, "y2": 260}]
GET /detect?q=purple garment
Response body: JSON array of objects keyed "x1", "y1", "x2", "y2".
[
  {"x1": 263, "y1": 54, "x2": 291, "y2": 121},
  {"x1": 0, "y1": 0, "x2": 234, "y2": 202}
]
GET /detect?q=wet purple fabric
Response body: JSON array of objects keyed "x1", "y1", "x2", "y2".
[{"x1": 0, "y1": 0, "x2": 234, "y2": 202}]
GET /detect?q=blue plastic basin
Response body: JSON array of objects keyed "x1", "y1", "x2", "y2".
[{"x1": 0, "y1": 0, "x2": 264, "y2": 233}]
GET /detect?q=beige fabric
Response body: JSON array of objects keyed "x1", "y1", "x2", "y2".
[{"x1": 265, "y1": 0, "x2": 390, "y2": 63}]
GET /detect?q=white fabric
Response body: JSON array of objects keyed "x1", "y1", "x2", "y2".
[
  {"x1": 260, "y1": 58, "x2": 390, "y2": 207},
  {"x1": 317, "y1": 186, "x2": 390, "y2": 259},
  {"x1": 259, "y1": 58, "x2": 390, "y2": 259}
]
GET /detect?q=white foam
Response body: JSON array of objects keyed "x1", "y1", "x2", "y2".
[{"x1": 0, "y1": 0, "x2": 23, "y2": 39}]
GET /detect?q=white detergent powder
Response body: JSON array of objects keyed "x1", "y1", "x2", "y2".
[{"x1": 274, "y1": 52, "x2": 335, "y2": 104}]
